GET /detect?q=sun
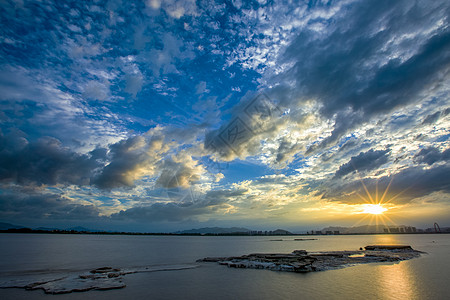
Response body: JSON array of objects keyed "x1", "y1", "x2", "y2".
[{"x1": 362, "y1": 204, "x2": 387, "y2": 215}]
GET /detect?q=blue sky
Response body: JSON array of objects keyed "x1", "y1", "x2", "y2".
[{"x1": 1, "y1": 0, "x2": 449, "y2": 232}]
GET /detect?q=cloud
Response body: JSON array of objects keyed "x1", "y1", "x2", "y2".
[
  {"x1": 0, "y1": 67, "x2": 44, "y2": 101},
  {"x1": 204, "y1": 91, "x2": 289, "y2": 161},
  {"x1": 0, "y1": 133, "x2": 98, "y2": 186},
  {"x1": 204, "y1": 0, "x2": 450, "y2": 172},
  {"x1": 124, "y1": 73, "x2": 143, "y2": 98},
  {"x1": 93, "y1": 129, "x2": 169, "y2": 189},
  {"x1": 334, "y1": 149, "x2": 390, "y2": 178},
  {"x1": 156, "y1": 152, "x2": 204, "y2": 188},
  {"x1": 92, "y1": 126, "x2": 207, "y2": 190},
  {"x1": 1, "y1": 0, "x2": 449, "y2": 228},
  {"x1": 195, "y1": 81, "x2": 207, "y2": 94},
  {"x1": 146, "y1": 32, "x2": 195, "y2": 77},
  {"x1": 111, "y1": 189, "x2": 240, "y2": 222},
  {"x1": 322, "y1": 164, "x2": 450, "y2": 204},
  {"x1": 83, "y1": 81, "x2": 110, "y2": 101},
  {"x1": 414, "y1": 147, "x2": 450, "y2": 165},
  {"x1": 422, "y1": 111, "x2": 442, "y2": 125},
  {"x1": 277, "y1": 0, "x2": 450, "y2": 152},
  {"x1": 0, "y1": 66, "x2": 126, "y2": 151},
  {"x1": 0, "y1": 122, "x2": 211, "y2": 191},
  {"x1": 146, "y1": 0, "x2": 197, "y2": 18},
  {"x1": 0, "y1": 191, "x2": 100, "y2": 220}
]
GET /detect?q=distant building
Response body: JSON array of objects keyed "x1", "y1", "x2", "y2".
[
  {"x1": 388, "y1": 227, "x2": 400, "y2": 233},
  {"x1": 384, "y1": 226, "x2": 417, "y2": 234},
  {"x1": 249, "y1": 229, "x2": 292, "y2": 235}
]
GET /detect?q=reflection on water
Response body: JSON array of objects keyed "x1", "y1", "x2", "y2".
[
  {"x1": 373, "y1": 235, "x2": 417, "y2": 299},
  {"x1": 373, "y1": 234, "x2": 400, "y2": 245},
  {"x1": 0, "y1": 234, "x2": 448, "y2": 300},
  {"x1": 378, "y1": 260, "x2": 418, "y2": 300}
]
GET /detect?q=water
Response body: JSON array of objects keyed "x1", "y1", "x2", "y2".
[{"x1": 0, "y1": 233, "x2": 449, "y2": 299}]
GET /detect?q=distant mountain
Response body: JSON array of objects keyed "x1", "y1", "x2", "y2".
[
  {"x1": 0, "y1": 222, "x2": 25, "y2": 230},
  {"x1": 66, "y1": 226, "x2": 101, "y2": 232},
  {"x1": 177, "y1": 227, "x2": 251, "y2": 234},
  {"x1": 0, "y1": 223, "x2": 104, "y2": 232},
  {"x1": 271, "y1": 229, "x2": 292, "y2": 235},
  {"x1": 35, "y1": 227, "x2": 59, "y2": 231}
]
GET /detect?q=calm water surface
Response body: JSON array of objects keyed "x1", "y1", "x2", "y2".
[{"x1": 0, "y1": 233, "x2": 449, "y2": 299}]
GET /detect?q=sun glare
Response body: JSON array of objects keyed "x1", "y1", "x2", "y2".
[{"x1": 362, "y1": 204, "x2": 387, "y2": 215}]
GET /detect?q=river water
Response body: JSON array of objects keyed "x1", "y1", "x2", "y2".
[{"x1": 0, "y1": 233, "x2": 449, "y2": 299}]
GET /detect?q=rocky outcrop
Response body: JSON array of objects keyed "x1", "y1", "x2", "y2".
[
  {"x1": 0, "y1": 264, "x2": 198, "y2": 294},
  {"x1": 364, "y1": 245, "x2": 413, "y2": 250},
  {"x1": 197, "y1": 245, "x2": 424, "y2": 273}
]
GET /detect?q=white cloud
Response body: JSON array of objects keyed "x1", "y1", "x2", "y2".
[
  {"x1": 195, "y1": 81, "x2": 207, "y2": 94},
  {"x1": 83, "y1": 81, "x2": 110, "y2": 101},
  {"x1": 124, "y1": 73, "x2": 143, "y2": 98}
]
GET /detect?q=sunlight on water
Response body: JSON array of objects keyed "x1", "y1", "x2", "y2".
[
  {"x1": 370, "y1": 234, "x2": 417, "y2": 299},
  {"x1": 377, "y1": 261, "x2": 416, "y2": 300},
  {"x1": 373, "y1": 234, "x2": 399, "y2": 244},
  {"x1": 0, "y1": 234, "x2": 448, "y2": 299}
]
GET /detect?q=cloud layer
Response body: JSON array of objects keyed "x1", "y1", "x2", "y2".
[{"x1": 0, "y1": 0, "x2": 449, "y2": 230}]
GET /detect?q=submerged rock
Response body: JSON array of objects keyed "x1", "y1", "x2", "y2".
[{"x1": 197, "y1": 245, "x2": 424, "y2": 273}]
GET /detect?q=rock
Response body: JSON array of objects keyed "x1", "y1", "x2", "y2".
[
  {"x1": 0, "y1": 264, "x2": 199, "y2": 294},
  {"x1": 198, "y1": 245, "x2": 424, "y2": 273},
  {"x1": 90, "y1": 267, "x2": 120, "y2": 274},
  {"x1": 364, "y1": 245, "x2": 413, "y2": 251},
  {"x1": 292, "y1": 250, "x2": 308, "y2": 255}
]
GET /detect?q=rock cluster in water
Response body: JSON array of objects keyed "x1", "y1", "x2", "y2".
[
  {"x1": 197, "y1": 245, "x2": 424, "y2": 273},
  {"x1": 0, "y1": 265, "x2": 198, "y2": 294}
]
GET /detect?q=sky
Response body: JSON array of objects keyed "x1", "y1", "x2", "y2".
[{"x1": 0, "y1": 0, "x2": 449, "y2": 232}]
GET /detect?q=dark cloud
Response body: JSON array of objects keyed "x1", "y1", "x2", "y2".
[
  {"x1": 91, "y1": 128, "x2": 181, "y2": 189},
  {"x1": 1, "y1": 0, "x2": 449, "y2": 229},
  {"x1": 156, "y1": 157, "x2": 202, "y2": 188},
  {"x1": 334, "y1": 149, "x2": 390, "y2": 178},
  {"x1": 0, "y1": 132, "x2": 98, "y2": 186},
  {"x1": 422, "y1": 111, "x2": 442, "y2": 125},
  {"x1": 111, "y1": 189, "x2": 243, "y2": 222},
  {"x1": 339, "y1": 139, "x2": 359, "y2": 153},
  {"x1": 111, "y1": 201, "x2": 216, "y2": 222},
  {"x1": 274, "y1": 136, "x2": 302, "y2": 165},
  {"x1": 93, "y1": 130, "x2": 206, "y2": 190},
  {"x1": 414, "y1": 147, "x2": 450, "y2": 165},
  {"x1": 323, "y1": 164, "x2": 450, "y2": 204},
  {"x1": 204, "y1": 117, "x2": 257, "y2": 161},
  {"x1": 205, "y1": 0, "x2": 450, "y2": 163},
  {"x1": 281, "y1": 0, "x2": 450, "y2": 152},
  {"x1": 92, "y1": 135, "x2": 156, "y2": 189},
  {"x1": 204, "y1": 91, "x2": 288, "y2": 161},
  {"x1": 111, "y1": 200, "x2": 223, "y2": 222},
  {"x1": 0, "y1": 127, "x2": 202, "y2": 190},
  {"x1": 0, "y1": 191, "x2": 100, "y2": 220}
]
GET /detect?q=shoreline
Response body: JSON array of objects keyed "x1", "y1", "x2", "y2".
[{"x1": 1, "y1": 229, "x2": 449, "y2": 236}]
